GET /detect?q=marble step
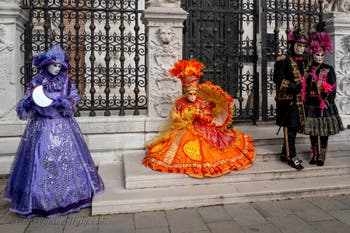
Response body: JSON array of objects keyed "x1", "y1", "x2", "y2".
[
  {"x1": 255, "y1": 142, "x2": 350, "y2": 161},
  {"x1": 124, "y1": 149, "x2": 350, "y2": 190},
  {"x1": 230, "y1": 125, "x2": 349, "y2": 145},
  {"x1": 92, "y1": 161, "x2": 350, "y2": 215}
]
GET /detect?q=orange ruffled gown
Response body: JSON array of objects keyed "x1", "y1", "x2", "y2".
[{"x1": 143, "y1": 82, "x2": 255, "y2": 178}]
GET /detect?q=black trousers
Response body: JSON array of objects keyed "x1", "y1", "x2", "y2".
[{"x1": 281, "y1": 126, "x2": 298, "y2": 159}]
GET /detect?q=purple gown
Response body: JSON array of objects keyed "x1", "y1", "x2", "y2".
[{"x1": 4, "y1": 71, "x2": 104, "y2": 218}]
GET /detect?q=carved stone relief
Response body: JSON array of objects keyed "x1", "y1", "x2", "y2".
[
  {"x1": 335, "y1": 35, "x2": 350, "y2": 114},
  {"x1": 151, "y1": 89, "x2": 181, "y2": 118},
  {"x1": 151, "y1": 27, "x2": 181, "y2": 69},
  {"x1": 323, "y1": 0, "x2": 350, "y2": 12},
  {"x1": 0, "y1": 24, "x2": 13, "y2": 86},
  {"x1": 0, "y1": 24, "x2": 15, "y2": 118},
  {"x1": 0, "y1": 25, "x2": 13, "y2": 54},
  {"x1": 146, "y1": 0, "x2": 180, "y2": 8},
  {"x1": 149, "y1": 26, "x2": 182, "y2": 118}
]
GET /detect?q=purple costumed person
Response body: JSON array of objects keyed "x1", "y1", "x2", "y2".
[{"x1": 3, "y1": 45, "x2": 104, "y2": 218}]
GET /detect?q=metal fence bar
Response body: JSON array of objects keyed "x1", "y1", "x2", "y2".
[{"x1": 20, "y1": 0, "x2": 147, "y2": 116}]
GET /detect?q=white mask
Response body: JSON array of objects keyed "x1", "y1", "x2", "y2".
[
  {"x1": 313, "y1": 52, "x2": 325, "y2": 64},
  {"x1": 47, "y1": 63, "x2": 62, "y2": 76},
  {"x1": 293, "y1": 42, "x2": 306, "y2": 56},
  {"x1": 186, "y1": 90, "x2": 197, "y2": 103}
]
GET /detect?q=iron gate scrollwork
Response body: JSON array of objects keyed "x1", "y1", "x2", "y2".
[
  {"x1": 182, "y1": 0, "x2": 259, "y2": 123},
  {"x1": 21, "y1": 0, "x2": 147, "y2": 117},
  {"x1": 260, "y1": 0, "x2": 323, "y2": 121},
  {"x1": 182, "y1": 0, "x2": 324, "y2": 123}
]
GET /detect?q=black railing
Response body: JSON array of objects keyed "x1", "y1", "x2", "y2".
[
  {"x1": 182, "y1": 0, "x2": 259, "y2": 123},
  {"x1": 261, "y1": 0, "x2": 323, "y2": 121},
  {"x1": 20, "y1": 0, "x2": 323, "y2": 121},
  {"x1": 183, "y1": 0, "x2": 323, "y2": 123},
  {"x1": 21, "y1": 0, "x2": 147, "y2": 116}
]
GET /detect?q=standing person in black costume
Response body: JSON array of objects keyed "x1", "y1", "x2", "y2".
[
  {"x1": 301, "y1": 31, "x2": 344, "y2": 166},
  {"x1": 273, "y1": 29, "x2": 307, "y2": 170}
]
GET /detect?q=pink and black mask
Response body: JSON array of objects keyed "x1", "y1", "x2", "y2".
[{"x1": 308, "y1": 31, "x2": 333, "y2": 64}]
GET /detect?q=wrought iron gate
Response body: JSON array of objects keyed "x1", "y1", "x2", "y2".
[
  {"x1": 182, "y1": 0, "x2": 323, "y2": 123},
  {"x1": 182, "y1": 0, "x2": 259, "y2": 123},
  {"x1": 260, "y1": 0, "x2": 323, "y2": 121},
  {"x1": 21, "y1": 0, "x2": 147, "y2": 117}
]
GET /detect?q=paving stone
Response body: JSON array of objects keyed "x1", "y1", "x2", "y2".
[
  {"x1": 328, "y1": 209, "x2": 350, "y2": 226},
  {"x1": 65, "y1": 207, "x2": 91, "y2": 218},
  {"x1": 223, "y1": 203, "x2": 267, "y2": 226},
  {"x1": 207, "y1": 221, "x2": 244, "y2": 233},
  {"x1": 0, "y1": 210, "x2": 27, "y2": 224},
  {"x1": 0, "y1": 198, "x2": 10, "y2": 218},
  {"x1": 197, "y1": 205, "x2": 232, "y2": 223},
  {"x1": 166, "y1": 208, "x2": 209, "y2": 233},
  {"x1": 0, "y1": 179, "x2": 7, "y2": 185},
  {"x1": 97, "y1": 214, "x2": 134, "y2": 233},
  {"x1": 175, "y1": 231, "x2": 210, "y2": 233},
  {"x1": 135, "y1": 211, "x2": 167, "y2": 229},
  {"x1": 26, "y1": 216, "x2": 67, "y2": 233},
  {"x1": 309, "y1": 220, "x2": 350, "y2": 233},
  {"x1": 0, "y1": 223, "x2": 28, "y2": 233},
  {"x1": 334, "y1": 195, "x2": 350, "y2": 209},
  {"x1": 63, "y1": 216, "x2": 99, "y2": 233},
  {"x1": 252, "y1": 200, "x2": 293, "y2": 218},
  {"x1": 241, "y1": 223, "x2": 281, "y2": 233},
  {"x1": 269, "y1": 198, "x2": 333, "y2": 222},
  {"x1": 31, "y1": 216, "x2": 67, "y2": 226},
  {"x1": 135, "y1": 227, "x2": 170, "y2": 233},
  {"x1": 306, "y1": 196, "x2": 350, "y2": 212},
  {"x1": 0, "y1": 183, "x2": 6, "y2": 194},
  {"x1": 267, "y1": 215, "x2": 318, "y2": 233}
]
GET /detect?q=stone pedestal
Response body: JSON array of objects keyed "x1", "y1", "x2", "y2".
[
  {"x1": 143, "y1": 7, "x2": 187, "y2": 119},
  {"x1": 324, "y1": 12, "x2": 350, "y2": 127},
  {"x1": 0, "y1": 0, "x2": 27, "y2": 120}
]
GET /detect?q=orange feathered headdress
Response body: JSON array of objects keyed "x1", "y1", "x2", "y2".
[{"x1": 169, "y1": 58, "x2": 205, "y2": 92}]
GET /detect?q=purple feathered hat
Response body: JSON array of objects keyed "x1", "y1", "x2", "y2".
[{"x1": 33, "y1": 45, "x2": 70, "y2": 71}]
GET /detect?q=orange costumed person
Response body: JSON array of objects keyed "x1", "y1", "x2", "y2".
[{"x1": 142, "y1": 59, "x2": 256, "y2": 178}]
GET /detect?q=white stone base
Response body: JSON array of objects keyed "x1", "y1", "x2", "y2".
[{"x1": 92, "y1": 142, "x2": 350, "y2": 215}]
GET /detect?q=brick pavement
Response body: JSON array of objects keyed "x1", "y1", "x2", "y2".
[{"x1": 1, "y1": 178, "x2": 350, "y2": 233}]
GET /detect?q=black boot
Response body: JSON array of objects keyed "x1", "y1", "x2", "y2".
[
  {"x1": 288, "y1": 157, "x2": 304, "y2": 170},
  {"x1": 309, "y1": 145, "x2": 319, "y2": 165},
  {"x1": 317, "y1": 148, "x2": 326, "y2": 166}
]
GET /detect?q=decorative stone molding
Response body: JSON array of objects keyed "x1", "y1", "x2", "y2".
[
  {"x1": 146, "y1": 0, "x2": 180, "y2": 8},
  {"x1": 323, "y1": 0, "x2": 350, "y2": 12},
  {"x1": 0, "y1": 25, "x2": 13, "y2": 89},
  {"x1": 143, "y1": 7, "x2": 187, "y2": 119},
  {"x1": 334, "y1": 35, "x2": 350, "y2": 114},
  {"x1": 0, "y1": 25, "x2": 13, "y2": 54},
  {"x1": 0, "y1": 1, "x2": 27, "y2": 119},
  {"x1": 324, "y1": 12, "x2": 350, "y2": 126},
  {"x1": 151, "y1": 89, "x2": 180, "y2": 118}
]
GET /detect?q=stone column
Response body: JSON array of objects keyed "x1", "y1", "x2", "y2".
[
  {"x1": 0, "y1": 0, "x2": 27, "y2": 120},
  {"x1": 142, "y1": 2, "x2": 187, "y2": 119},
  {"x1": 324, "y1": 12, "x2": 350, "y2": 127}
]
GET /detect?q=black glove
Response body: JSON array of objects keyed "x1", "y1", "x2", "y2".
[
  {"x1": 289, "y1": 82, "x2": 302, "y2": 94},
  {"x1": 320, "y1": 92, "x2": 328, "y2": 100}
]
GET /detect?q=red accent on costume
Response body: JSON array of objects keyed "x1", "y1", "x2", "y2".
[{"x1": 143, "y1": 81, "x2": 255, "y2": 178}]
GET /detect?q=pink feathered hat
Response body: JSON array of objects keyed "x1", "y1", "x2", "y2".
[{"x1": 308, "y1": 31, "x2": 333, "y2": 54}]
